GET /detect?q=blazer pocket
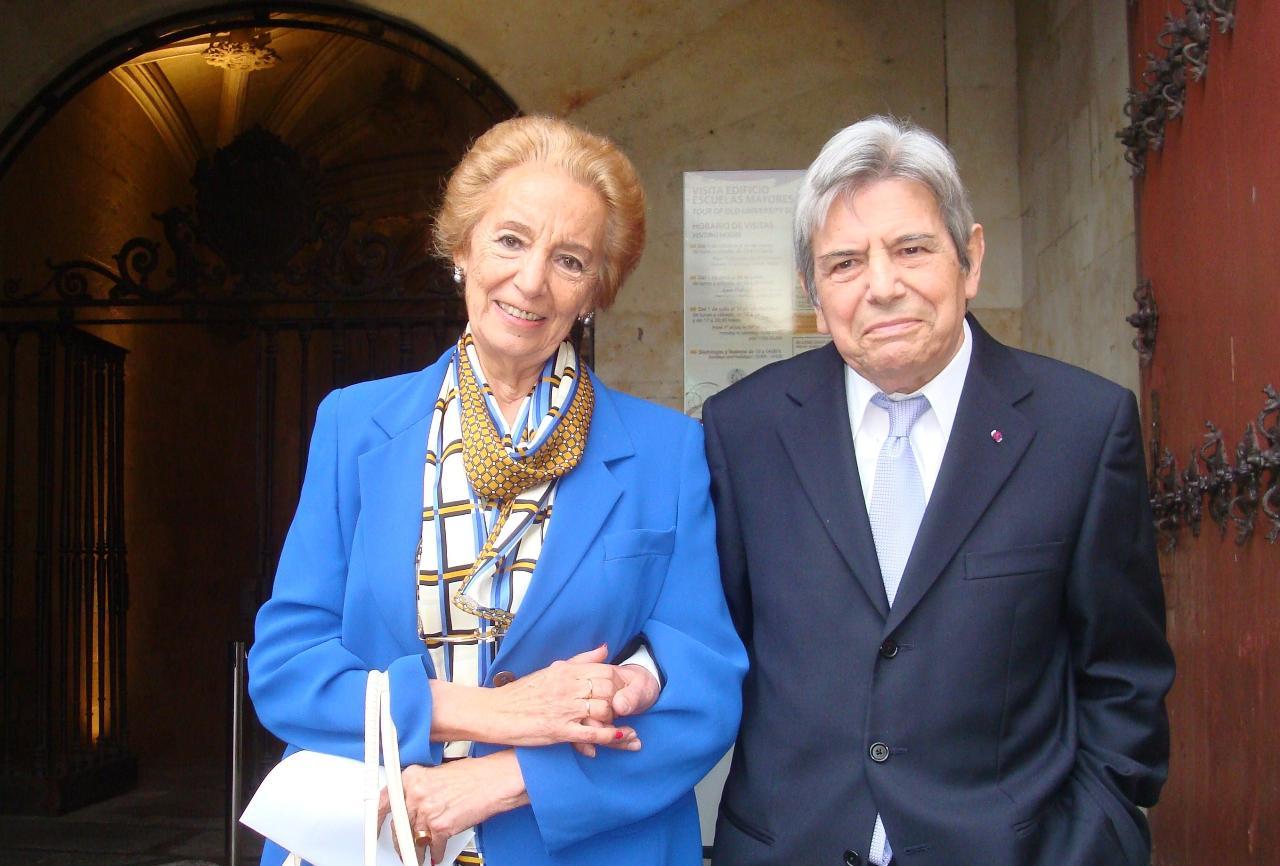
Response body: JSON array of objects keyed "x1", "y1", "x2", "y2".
[
  {"x1": 964, "y1": 541, "x2": 1067, "y2": 580},
  {"x1": 718, "y1": 804, "x2": 776, "y2": 846},
  {"x1": 603, "y1": 527, "x2": 675, "y2": 561}
]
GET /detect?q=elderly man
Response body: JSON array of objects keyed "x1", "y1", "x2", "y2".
[{"x1": 702, "y1": 116, "x2": 1174, "y2": 866}]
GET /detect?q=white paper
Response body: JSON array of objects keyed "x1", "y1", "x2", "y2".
[
  {"x1": 683, "y1": 170, "x2": 826, "y2": 417},
  {"x1": 241, "y1": 749, "x2": 474, "y2": 866}
]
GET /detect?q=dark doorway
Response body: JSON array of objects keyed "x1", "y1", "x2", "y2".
[{"x1": 0, "y1": 2, "x2": 519, "y2": 819}]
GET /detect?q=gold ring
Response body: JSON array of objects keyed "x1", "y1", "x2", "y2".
[
  {"x1": 586, "y1": 678, "x2": 595, "y2": 699},
  {"x1": 414, "y1": 828, "x2": 430, "y2": 842}
]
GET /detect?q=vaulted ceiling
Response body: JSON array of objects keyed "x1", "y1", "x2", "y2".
[{"x1": 104, "y1": 23, "x2": 501, "y2": 220}]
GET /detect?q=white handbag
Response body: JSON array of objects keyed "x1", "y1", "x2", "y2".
[{"x1": 241, "y1": 670, "x2": 472, "y2": 866}]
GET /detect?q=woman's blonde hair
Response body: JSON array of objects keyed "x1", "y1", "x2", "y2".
[{"x1": 433, "y1": 115, "x2": 646, "y2": 309}]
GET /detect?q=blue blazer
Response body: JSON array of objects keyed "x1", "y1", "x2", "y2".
[
  {"x1": 249, "y1": 349, "x2": 747, "y2": 866},
  {"x1": 703, "y1": 316, "x2": 1173, "y2": 866}
]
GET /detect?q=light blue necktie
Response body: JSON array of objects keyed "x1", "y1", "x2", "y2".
[
  {"x1": 867, "y1": 393, "x2": 930, "y2": 606},
  {"x1": 866, "y1": 392, "x2": 930, "y2": 866}
]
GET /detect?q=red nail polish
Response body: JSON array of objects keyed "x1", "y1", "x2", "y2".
[{"x1": 614, "y1": 730, "x2": 624, "y2": 740}]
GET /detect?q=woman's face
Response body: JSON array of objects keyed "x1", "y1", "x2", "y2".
[{"x1": 455, "y1": 162, "x2": 607, "y2": 384}]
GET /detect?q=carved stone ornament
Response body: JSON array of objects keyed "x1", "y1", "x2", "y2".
[
  {"x1": 1147, "y1": 384, "x2": 1280, "y2": 550},
  {"x1": 203, "y1": 31, "x2": 280, "y2": 72}
]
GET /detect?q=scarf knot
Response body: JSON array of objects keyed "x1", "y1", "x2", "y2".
[{"x1": 457, "y1": 332, "x2": 593, "y2": 502}]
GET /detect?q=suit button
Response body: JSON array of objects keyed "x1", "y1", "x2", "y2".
[
  {"x1": 492, "y1": 670, "x2": 516, "y2": 687},
  {"x1": 879, "y1": 638, "x2": 899, "y2": 658},
  {"x1": 869, "y1": 742, "x2": 890, "y2": 762},
  {"x1": 843, "y1": 850, "x2": 861, "y2": 865}
]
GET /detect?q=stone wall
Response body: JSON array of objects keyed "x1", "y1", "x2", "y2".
[
  {"x1": 1015, "y1": 0, "x2": 1140, "y2": 394},
  {"x1": 946, "y1": 0, "x2": 1023, "y2": 348}
]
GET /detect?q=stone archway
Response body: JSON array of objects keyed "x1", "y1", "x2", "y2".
[{"x1": 0, "y1": 2, "x2": 517, "y2": 813}]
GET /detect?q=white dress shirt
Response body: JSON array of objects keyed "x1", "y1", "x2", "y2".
[
  {"x1": 842, "y1": 319, "x2": 973, "y2": 866},
  {"x1": 843, "y1": 319, "x2": 974, "y2": 506}
]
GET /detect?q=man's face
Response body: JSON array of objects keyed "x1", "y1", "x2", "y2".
[{"x1": 811, "y1": 177, "x2": 984, "y2": 394}]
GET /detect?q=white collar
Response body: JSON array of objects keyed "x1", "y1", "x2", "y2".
[{"x1": 845, "y1": 318, "x2": 973, "y2": 440}]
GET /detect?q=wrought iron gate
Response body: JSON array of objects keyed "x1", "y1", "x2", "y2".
[
  {"x1": 0, "y1": 117, "x2": 602, "y2": 813},
  {"x1": 0, "y1": 325, "x2": 131, "y2": 813}
]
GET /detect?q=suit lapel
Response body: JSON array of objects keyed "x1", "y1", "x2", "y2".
[
  {"x1": 885, "y1": 318, "x2": 1036, "y2": 633},
  {"x1": 492, "y1": 372, "x2": 632, "y2": 663},
  {"x1": 356, "y1": 356, "x2": 452, "y2": 659},
  {"x1": 779, "y1": 344, "x2": 890, "y2": 619}
]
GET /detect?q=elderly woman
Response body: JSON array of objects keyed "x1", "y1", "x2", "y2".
[{"x1": 249, "y1": 115, "x2": 746, "y2": 866}]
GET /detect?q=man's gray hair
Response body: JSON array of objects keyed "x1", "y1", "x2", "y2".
[{"x1": 794, "y1": 115, "x2": 975, "y2": 305}]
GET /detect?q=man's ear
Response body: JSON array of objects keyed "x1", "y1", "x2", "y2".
[
  {"x1": 963, "y1": 223, "x2": 985, "y2": 301},
  {"x1": 815, "y1": 307, "x2": 831, "y2": 334},
  {"x1": 813, "y1": 299, "x2": 831, "y2": 335}
]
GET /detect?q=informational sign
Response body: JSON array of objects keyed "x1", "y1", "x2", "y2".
[{"x1": 683, "y1": 170, "x2": 827, "y2": 417}]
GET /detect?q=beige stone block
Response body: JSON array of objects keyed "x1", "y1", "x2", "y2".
[
  {"x1": 1088, "y1": 168, "x2": 1136, "y2": 261},
  {"x1": 575, "y1": 0, "x2": 944, "y2": 159},
  {"x1": 1020, "y1": 156, "x2": 1052, "y2": 258},
  {"x1": 378, "y1": 0, "x2": 746, "y2": 115},
  {"x1": 950, "y1": 84, "x2": 1021, "y2": 212},
  {"x1": 1090, "y1": 56, "x2": 1134, "y2": 172},
  {"x1": 1033, "y1": 237, "x2": 1072, "y2": 311},
  {"x1": 1014, "y1": 0, "x2": 1052, "y2": 77},
  {"x1": 1090, "y1": 237, "x2": 1140, "y2": 381},
  {"x1": 1019, "y1": 0, "x2": 1091, "y2": 154},
  {"x1": 971, "y1": 307, "x2": 1023, "y2": 348},
  {"x1": 1089, "y1": 0, "x2": 1129, "y2": 90},
  {"x1": 945, "y1": 0, "x2": 1017, "y2": 89},
  {"x1": 1020, "y1": 203, "x2": 1043, "y2": 305},
  {"x1": 1042, "y1": 133, "x2": 1072, "y2": 226},
  {"x1": 595, "y1": 308, "x2": 685, "y2": 410},
  {"x1": 1071, "y1": 217, "x2": 1096, "y2": 282},
  {"x1": 1023, "y1": 229, "x2": 1139, "y2": 393},
  {"x1": 977, "y1": 215, "x2": 1024, "y2": 310},
  {"x1": 1048, "y1": 0, "x2": 1079, "y2": 33},
  {"x1": 1024, "y1": 268, "x2": 1084, "y2": 364},
  {"x1": 1065, "y1": 109, "x2": 1095, "y2": 224}
]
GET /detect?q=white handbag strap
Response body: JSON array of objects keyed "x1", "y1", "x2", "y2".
[{"x1": 365, "y1": 669, "x2": 420, "y2": 866}]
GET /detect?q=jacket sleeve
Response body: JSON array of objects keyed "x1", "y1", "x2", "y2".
[
  {"x1": 247, "y1": 388, "x2": 444, "y2": 767},
  {"x1": 701, "y1": 398, "x2": 753, "y2": 644},
  {"x1": 1065, "y1": 390, "x2": 1174, "y2": 861},
  {"x1": 514, "y1": 418, "x2": 748, "y2": 852}
]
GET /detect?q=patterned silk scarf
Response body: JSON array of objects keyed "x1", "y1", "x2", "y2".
[{"x1": 415, "y1": 333, "x2": 592, "y2": 864}]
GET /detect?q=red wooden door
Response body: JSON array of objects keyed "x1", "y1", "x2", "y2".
[{"x1": 1125, "y1": 3, "x2": 1280, "y2": 863}]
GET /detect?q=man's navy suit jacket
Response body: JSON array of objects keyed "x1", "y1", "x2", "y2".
[{"x1": 702, "y1": 315, "x2": 1174, "y2": 866}]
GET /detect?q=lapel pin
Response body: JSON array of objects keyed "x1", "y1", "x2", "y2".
[{"x1": 990, "y1": 429, "x2": 1004, "y2": 444}]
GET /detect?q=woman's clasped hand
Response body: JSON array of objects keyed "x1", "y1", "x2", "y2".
[
  {"x1": 381, "y1": 645, "x2": 658, "y2": 864},
  {"x1": 427, "y1": 645, "x2": 650, "y2": 752}
]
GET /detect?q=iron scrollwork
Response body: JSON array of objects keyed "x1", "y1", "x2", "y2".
[
  {"x1": 1118, "y1": 0, "x2": 1237, "y2": 175},
  {"x1": 3, "y1": 126, "x2": 453, "y2": 308},
  {"x1": 1126, "y1": 279, "x2": 1158, "y2": 366},
  {"x1": 1147, "y1": 384, "x2": 1280, "y2": 550}
]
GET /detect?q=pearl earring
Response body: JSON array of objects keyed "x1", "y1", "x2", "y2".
[
  {"x1": 578, "y1": 311, "x2": 595, "y2": 326},
  {"x1": 452, "y1": 265, "x2": 464, "y2": 284}
]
